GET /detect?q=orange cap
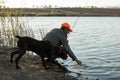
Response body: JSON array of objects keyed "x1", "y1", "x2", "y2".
[{"x1": 61, "y1": 22, "x2": 73, "y2": 32}]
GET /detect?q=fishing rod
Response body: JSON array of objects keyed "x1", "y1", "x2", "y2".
[
  {"x1": 68, "y1": 0, "x2": 89, "y2": 36},
  {"x1": 72, "y1": 0, "x2": 89, "y2": 29},
  {"x1": 72, "y1": 17, "x2": 80, "y2": 29}
]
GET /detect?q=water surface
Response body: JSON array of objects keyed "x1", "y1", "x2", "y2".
[{"x1": 21, "y1": 17, "x2": 120, "y2": 80}]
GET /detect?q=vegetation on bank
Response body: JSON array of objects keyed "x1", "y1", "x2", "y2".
[{"x1": 0, "y1": 8, "x2": 46, "y2": 47}]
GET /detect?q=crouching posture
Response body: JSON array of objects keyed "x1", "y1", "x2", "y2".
[{"x1": 10, "y1": 36, "x2": 68, "y2": 72}]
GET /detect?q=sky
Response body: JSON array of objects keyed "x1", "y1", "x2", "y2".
[{"x1": 4, "y1": 0, "x2": 120, "y2": 8}]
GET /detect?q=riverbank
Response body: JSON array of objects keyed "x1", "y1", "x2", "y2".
[
  {"x1": 0, "y1": 46, "x2": 77, "y2": 80},
  {"x1": 0, "y1": 8, "x2": 120, "y2": 16}
]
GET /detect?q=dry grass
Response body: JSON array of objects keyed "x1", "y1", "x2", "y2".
[
  {"x1": 0, "y1": 15, "x2": 35, "y2": 46},
  {"x1": 0, "y1": 8, "x2": 47, "y2": 47}
]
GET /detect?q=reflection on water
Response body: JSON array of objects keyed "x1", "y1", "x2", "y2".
[{"x1": 19, "y1": 17, "x2": 120, "y2": 80}]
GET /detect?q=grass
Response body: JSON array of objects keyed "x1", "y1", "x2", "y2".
[{"x1": 0, "y1": 8, "x2": 47, "y2": 46}]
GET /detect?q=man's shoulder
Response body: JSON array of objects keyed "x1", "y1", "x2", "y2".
[
  {"x1": 52, "y1": 28, "x2": 60, "y2": 31},
  {"x1": 52, "y1": 28, "x2": 62, "y2": 33},
  {"x1": 53, "y1": 28, "x2": 66, "y2": 38}
]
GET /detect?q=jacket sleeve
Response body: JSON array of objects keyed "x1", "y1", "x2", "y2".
[
  {"x1": 58, "y1": 35, "x2": 77, "y2": 61},
  {"x1": 64, "y1": 42, "x2": 77, "y2": 61}
]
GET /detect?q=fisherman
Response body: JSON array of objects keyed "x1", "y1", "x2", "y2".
[{"x1": 42, "y1": 22, "x2": 82, "y2": 65}]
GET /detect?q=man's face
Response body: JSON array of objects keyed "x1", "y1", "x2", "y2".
[{"x1": 65, "y1": 28, "x2": 70, "y2": 34}]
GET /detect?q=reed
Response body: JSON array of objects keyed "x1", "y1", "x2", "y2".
[
  {"x1": 0, "y1": 9, "x2": 48, "y2": 47},
  {"x1": 39, "y1": 27, "x2": 47, "y2": 39},
  {"x1": 0, "y1": 0, "x2": 48, "y2": 57},
  {"x1": 0, "y1": 8, "x2": 35, "y2": 46}
]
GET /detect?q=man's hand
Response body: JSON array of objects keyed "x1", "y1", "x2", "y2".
[{"x1": 76, "y1": 59, "x2": 82, "y2": 65}]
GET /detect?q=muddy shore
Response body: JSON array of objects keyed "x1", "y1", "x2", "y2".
[{"x1": 0, "y1": 46, "x2": 77, "y2": 80}]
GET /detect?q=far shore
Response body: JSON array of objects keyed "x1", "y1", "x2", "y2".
[{"x1": 0, "y1": 7, "x2": 120, "y2": 16}]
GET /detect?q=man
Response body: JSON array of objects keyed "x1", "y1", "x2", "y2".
[{"x1": 42, "y1": 22, "x2": 82, "y2": 65}]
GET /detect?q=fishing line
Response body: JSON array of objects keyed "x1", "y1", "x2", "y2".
[
  {"x1": 71, "y1": 0, "x2": 89, "y2": 29},
  {"x1": 68, "y1": 0, "x2": 89, "y2": 36}
]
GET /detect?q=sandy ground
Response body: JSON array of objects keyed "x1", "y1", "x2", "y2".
[{"x1": 0, "y1": 46, "x2": 77, "y2": 80}]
